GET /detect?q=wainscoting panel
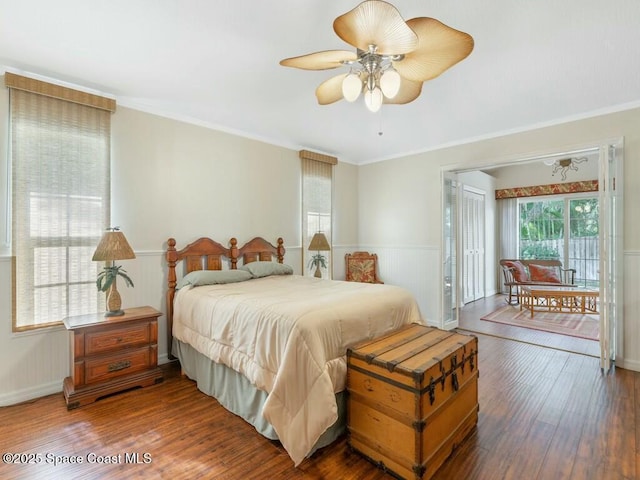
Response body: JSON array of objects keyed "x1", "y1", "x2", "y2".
[
  {"x1": 351, "y1": 245, "x2": 441, "y2": 323},
  {"x1": 622, "y1": 251, "x2": 640, "y2": 371},
  {"x1": 0, "y1": 256, "x2": 70, "y2": 406},
  {"x1": 118, "y1": 251, "x2": 168, "y2": 363}
]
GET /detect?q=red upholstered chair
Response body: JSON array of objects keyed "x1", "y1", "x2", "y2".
[{"x1": 345, "y1": 252, "x2": 384, "y2": 284}]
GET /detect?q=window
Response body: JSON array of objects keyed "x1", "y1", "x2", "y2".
[
  {"x1": 7, "y1": 73, "x2": 115, "y2": 331},
  {"x1": 300, "y1": 150, "x2": 336, "y2": 279},
  {"x1": 518, "y1": 195, "x2": 599, "y2": 287}
]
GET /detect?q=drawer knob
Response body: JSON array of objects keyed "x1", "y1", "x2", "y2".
[{"x1": 108, "y1": 360, "x2": 131, "y2": 372}]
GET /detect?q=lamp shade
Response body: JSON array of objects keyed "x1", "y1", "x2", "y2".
[
  {"x1": 308, "y1": 232, "x2": 330, "y2": 251},
  {"x1": 92, "y1": 230, "x2": 136, "y2": 261}
]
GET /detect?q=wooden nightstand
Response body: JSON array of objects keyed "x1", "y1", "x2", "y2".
[{"x1": 63, "y1": 306, "x2": 164, "y2": 410}]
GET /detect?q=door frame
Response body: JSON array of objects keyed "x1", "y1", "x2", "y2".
[
  {"x1": 598, "y1": 142, "x2": 624, "y2": 371},
  {"x1": 440, "y1": 138, "x2": 624, "y2": 370},
  {"x1": 440, "y1": 171, "x2": 460, "y2": 329}
]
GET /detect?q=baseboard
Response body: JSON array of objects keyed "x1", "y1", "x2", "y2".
[
  {"x1": 0, "y1": 380, "x2": 63, "y2": 407},
  {"x1": 617, "y1": 357, "x2": 640, "y2": 373},
  {"x1": 0, "y1": 355, "x2": 171, "y2": 407}
]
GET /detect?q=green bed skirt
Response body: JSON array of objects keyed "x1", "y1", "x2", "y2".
[{"x1": 172, "y1": 339, "x2": 346, "y2": 455}]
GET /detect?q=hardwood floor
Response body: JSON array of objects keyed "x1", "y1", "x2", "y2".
[
  {"x1": 457, "y1": 294, "x2": 600, "y2": 357},
  {"x1": 1, "y1": 327, "x2": 637, "y2": 479}
]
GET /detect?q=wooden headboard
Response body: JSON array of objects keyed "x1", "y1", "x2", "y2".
[
  {"x1": 165, "y1": 236, "x2": 285, "y2": 359},
  {"x1": 230, "y1": 236, "x2": 285, "y2": 267}
]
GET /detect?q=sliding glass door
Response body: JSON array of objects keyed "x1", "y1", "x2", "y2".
[
  {"x1": 518, "y1": 195, "x2": 599, "y2": 288},
  {"x1": 568, "y1": 198, "x2": 599, "y2": 288}
]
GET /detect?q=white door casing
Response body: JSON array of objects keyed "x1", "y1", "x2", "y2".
[{"x1": 598, "y1": 141, "x2": 624, "y2": 372}]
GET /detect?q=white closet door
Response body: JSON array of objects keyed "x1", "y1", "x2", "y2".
[
  {"x1": 474, "y1": 192, "x2": 486, "y2": 301},
  {"x1": 462, "y1": 192, "x2": 473, "y2": 304},
  {"x1": 462, "y1": 187, "x2": 486, "y2": 304}
]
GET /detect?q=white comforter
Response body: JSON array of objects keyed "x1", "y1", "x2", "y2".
[{"x1": 172, "y1": 274, "x2": 423, "y2": 466}]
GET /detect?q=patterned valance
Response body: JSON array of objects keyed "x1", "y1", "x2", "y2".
[{"x1": 495, "y1": 180, "x2": 598, "y2": 199}]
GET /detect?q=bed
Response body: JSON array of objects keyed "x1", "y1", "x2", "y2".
[{"x1": 166, "y1": 236, "x2": 423, "y2": 466}]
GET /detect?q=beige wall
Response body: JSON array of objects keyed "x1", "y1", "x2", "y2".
[
  {"x1": 112, "y1": 107, "x2": 302, "y2": 252},
  {"x1": 358, "y1": 106, "x2": 640, "y2": 369}
]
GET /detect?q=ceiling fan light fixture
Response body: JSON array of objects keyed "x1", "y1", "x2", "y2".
[
  {"x1": 364, "y1": 86, "x2": 383, "y2": 112},
  {"x1": 342, "y1": 72, "x2": 363, "y2": 102},
  {"x1": 279, "y1": 0, "x2": 474, "y2": 112},
  {"x1": 379, "y1": 68, "x2": 401, "y2": 99}
]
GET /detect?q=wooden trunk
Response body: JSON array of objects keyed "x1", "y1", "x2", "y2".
[{"x1": 347, "y1": 324, "x2": 479, "y2": 480}]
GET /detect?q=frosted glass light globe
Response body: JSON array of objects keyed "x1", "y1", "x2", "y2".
[
  {"x1": 380, "y1": 69, "x2": 401, "y2": 99},
  {"x1": 364, "y1": 87, "x2": 383, "y2": 112},
  {"x1": 342, "y1": 73, "x2": 362, "y2": 102}
]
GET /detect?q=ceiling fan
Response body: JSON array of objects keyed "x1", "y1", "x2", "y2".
[{"x1": 280, "y1": 0, "x2": 474, "y2": 112}]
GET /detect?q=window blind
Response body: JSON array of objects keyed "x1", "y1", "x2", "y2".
[
  {"x1": 9, "y1": 79, "x2": 112, "y2": 331},
  {"x1": 301, "y1": 153, "x2": 335, "y2": 278}
]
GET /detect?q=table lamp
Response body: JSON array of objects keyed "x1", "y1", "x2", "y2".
[
  {"x1": 92, "y1": 227, "x2": 136, "y2": 316},
  {"x1": 308, "y1": 232, "x2": 330, "y2": 278}
]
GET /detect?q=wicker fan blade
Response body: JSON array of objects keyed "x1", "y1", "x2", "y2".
[
  {"x1": 383, "y1": 77, "x2": 423, "y2": 104},
  {"x1": 393, "y1": 17, "x2": 474, "y2": 82},
  {"x1": 315, "y1": 74, "x2": 348, "y2": 105},
  {"x1": 280, "y1": 50, "x2": 358, "y2": 70},
  {"x1": 333, "y1": 0, "x2": 418, "y2": 55}
]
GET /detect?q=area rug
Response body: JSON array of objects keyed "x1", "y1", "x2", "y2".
[{"x1": 480, "y1": 305, "x2": 599, "y2": 341}]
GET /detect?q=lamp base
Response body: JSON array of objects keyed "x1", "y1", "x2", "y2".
[
  {"x1": 105, "y1": 281, "x2": 123, "y2": 317},
  {"x1": 314, "y1": 265, "x2": 322, "y2": 278}
]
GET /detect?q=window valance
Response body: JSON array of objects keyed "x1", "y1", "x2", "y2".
[
  {"x1": 495, "y1": 180, "x2": 598, "y2": 199},
  {"x1": 299, "y1": 149, "x2": 338, "y2": 165},
  {"x1": 5, "y1": 72, "x2": 116, "y2": 112}
]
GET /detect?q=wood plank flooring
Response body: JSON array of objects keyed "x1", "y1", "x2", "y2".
[
  {"x1": 1, "y1": 313, "x2": 637, "y2": 479},
  {"x1": 457, "y1": 294, "x2": 600, "y2": 357}
]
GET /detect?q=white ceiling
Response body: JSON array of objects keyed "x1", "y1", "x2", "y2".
[{"x1": 1, "y1": 0, "x2": 639, "y2": 165}]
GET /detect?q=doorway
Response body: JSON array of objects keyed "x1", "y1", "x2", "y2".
[{"x1": 443, "y1": 141, "x2": 623, "y2": 366}]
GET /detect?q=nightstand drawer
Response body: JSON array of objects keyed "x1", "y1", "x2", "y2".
[
  {"x1": 83, "y1": 346, "x2": 154, "y2": 385},
  {"x1": 84, "y1": 323, "x2": 151, "y2": 356},
  {"x1": 63, "y1": 306, "x2": 163, "y2": 409}
]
